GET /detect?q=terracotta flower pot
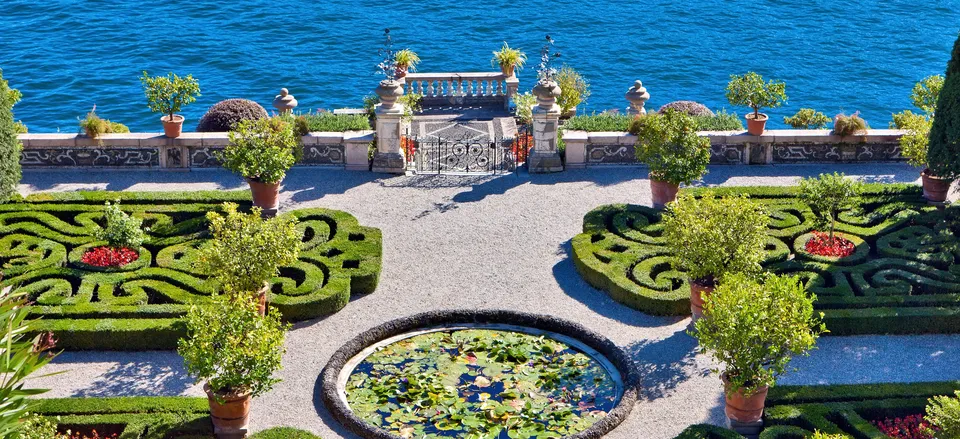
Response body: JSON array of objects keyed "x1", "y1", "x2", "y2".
[
  {"x1": 689, "y1": 277, "x2": 716, "y2": 322},
  {"x1": 650, "y1": 177, "x2": 680, "y2": 209},
  {"x1": 500, "y1": 64, "x2": 516, "y2": 77},
  {"x1": 921, "y1": 168, "x2": 952, "y2": 203},
  {"x1": 722, "y1": 374, "x2": 768, "y2": 424},
  {"x1": 745, "y1": 113, "x2": 768, "y2": 136},
  {"x1": 246, "y1": 178, "x2": 281, "y2": 210},
  {"x1": 161, "y1": 115, "x2": 184, "y2": 138},
  {"x1": 256, "y1": 282, "x2": 269, "y2": 316},
  {"x1": 394, "y1": 66, "x2": 408, "y2": 79},
  {"x1": 204, "y1": 383, "x2": 251, "y2": 434}
]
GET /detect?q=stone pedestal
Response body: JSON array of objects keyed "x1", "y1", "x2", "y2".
[
  {"x1": 728, "y1": 419, "x2": 763, "y2": 439},
  {"x1": 529, "y1": 79, "x2": 564, "y2": 173},
  {"x1": 372, "y1": 80, "x2": 407, "y2": 174}
]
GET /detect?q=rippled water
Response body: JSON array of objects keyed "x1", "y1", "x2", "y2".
[{"x1": 2, "y1": 0, "x2": 958, "y2": 132}]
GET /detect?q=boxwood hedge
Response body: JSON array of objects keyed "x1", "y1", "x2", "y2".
[
  {"x1": 573, "y1": 184, "x2": 960, "y2": 334},
  {"x1": 0, "y1": 191, "x2": 382, "y2": 350}
]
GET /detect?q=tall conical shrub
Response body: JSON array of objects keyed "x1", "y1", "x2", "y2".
[
  {"x1": 929, "y1": 32, "x2": 960, "y2": 179},
  {"x1": 0, "y1": 69, "x2": 22, "y2": 203}
]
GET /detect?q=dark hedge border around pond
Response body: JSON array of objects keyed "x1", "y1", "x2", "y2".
[
  {"x1": 320, "y1": 309, "x2": 641, "y2": 439},
  {"x1": 0, "y1": 190, "x2": 382, "y2": 350},
  {"x1": 572, "y1": 184, "x2": 960, "y2": 335}
]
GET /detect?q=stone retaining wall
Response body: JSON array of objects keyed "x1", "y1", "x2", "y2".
[
  {"x1": 16, "y1": 131, "x2": 375, "y2": 170},
  {"x1": 562, "y1": 129, "x2": 906, "y2": 168}
]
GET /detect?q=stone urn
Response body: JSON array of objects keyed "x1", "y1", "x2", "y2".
[
  {"x1": 532, "y1": 79, "x2": 561, "y2": 111},
  {"x1": 374, "y1": 79, "x2": 405, "y2": 110},
  {"x1": 272, "y1": 88, "x2": 298, "y2": 115},
  {"x1": 625, "y1": 80, "x2": 650, "y2": 115}
]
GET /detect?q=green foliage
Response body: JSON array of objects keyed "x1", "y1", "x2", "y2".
[
  {"x1": 634, "y1": 109, "x2": 711, "y2": 185},
  {"x1": 832, "y1": 113, "x2": 868, "y2": 136},
  {"x1": 692, "y1": 273, "x2": 825, "y2": 396},
  {"x1": 491, "y1": 42, "x2": 527, "y2": 71},
  {"x1": 809, "y1": 431, "x2": 848, "y2": 439},
  {"x1": 892, "y1": 110, "x2": 934, "y2": 167},
  {"x1": 784, "y1": 108, "x2": 831, "y2": 129},
  {"x1": 219, "y1": 117, "x2": 299, "y2": 184},
  {"x1": 25, "y1": 396, "x2": 213, "y2": 438},
  {"x1": 178, "y1": 295, "x2": 290, "y2": 399},
  {"x1": 929, "y1": 34, "x2": 960, "y2": 180},
  {"x1": 565, "y1": 112, "x2": 633, "y2": 132},
  {"x1": 673, "y1": 424, "x2": 744, "y2": 439},
  {"x1": 692, "y1": 110, "x2": 745, "y2": 131},
  {"x1": 512, "y1": 92, "x2": 536, "y2": 125},
  {"x1": 14, "y1": 122, "x2": 26, "y2": 134},
  {"x1": 94, "y1": 201, "x2": 145, "y2": 249},
  {"x1": 198, "y1": 202, "x2": 301, "y2": 296},
  {"x1": 926, "y1": 390, "x2": 960, "y2": 439},
  {"x1": 393, "y1": 49, "x2": 420, "y2": 70},
  {"x1": 296, "y1": 112, "x2": 371, "y2": 132},
  {"x1": 250, "y1": 427, "x2": 322, "y2": 439},
  {"x1": 725, "y1": 72, "x2": 788, "y2": 118},
  {"x1": 398, "y1": 93, "x2": 423, "y2": 121},
  {"x1": 662, "y1": 192, "x2": 769, "y2": 281},
  {"x1": 799, "y1": 173, "x2": 863, "y2": 240},
  {"x1": 138, "y1": 71, "x2": 201, "y2": 119},
  {"x1": 78, "y1": 106, "x2": 129, "y2": 139},
  {"x1": 555, "y1": 66, "x2": 590, "y2": 114},
  {"x1": 0, "y1": 69, "x2": 23, "y2": 204},
  {"x1": 912, "y1": 74, "x2": 945, "y2": 115},
  {"x1": 14, "y1": 413, "x2": 60, "y2": 439}
]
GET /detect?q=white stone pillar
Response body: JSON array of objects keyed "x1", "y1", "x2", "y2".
[
  {"x1": 372, "y1": 80, "x2": 406, "y2": 174},
  {"x1": 528, "y1": 79, "x2": 564, "y2": 173},
  {"x1": 505, "y1": 76, "x2": 520, "y2": 110}
]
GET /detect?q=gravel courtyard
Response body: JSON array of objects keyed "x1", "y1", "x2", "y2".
[{"x1": 20, "y1": 164, "x2": 960, "y2": 439}]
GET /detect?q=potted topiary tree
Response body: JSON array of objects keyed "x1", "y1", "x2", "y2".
[
  {"x1": 139, "y1": 71, "x2": 201, "y2": 138},
  {"x1": 798, "y1": 172, "x2": 863, "y2": 259},
  {"x1": 218, "y1": 117, "x2": 300, "y2": 213},
  {"x1": 928, "y1": 32, "x2": 960, "y2": 201},
  {"x1": 198, "y1": 202, "x2": 301, "y2": 313},
  {"x1": 178, "y1": 293, "x2": 289, "y2": 436},
  {"x1": 725, "y1": 72, "x2": 787, "y2": 135},
  {"x1": 662, "y1": 192, "x2": 769, "y2": 320},
  {"x1": 633, "y1": 109, "x2": 712, "y2": 208},
  {"x1": 393, "y1": 49, "x2": 420, "y2": 79},
  {"x1": 491, "y1": 42, "x2": 527, "y2": 77},
  {"x1": 692, "y1": 273, "x2": 825, "y2": 427}
]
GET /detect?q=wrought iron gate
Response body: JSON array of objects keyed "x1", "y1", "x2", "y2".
[{"x1": 407, "y1": 133, "x2": 522, "y2": 175}]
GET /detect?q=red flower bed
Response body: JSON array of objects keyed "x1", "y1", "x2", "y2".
[
  {"x1": 80, "y1": 246, "x2": 139, "y2": 267},
  {"x1": 804, "y1": 231, "x2": 855, "y2": 258},
  {"x1": 872, "y1": 414, "x2": 935, "y2": 439}
]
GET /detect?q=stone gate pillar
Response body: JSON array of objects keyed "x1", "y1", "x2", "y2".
[
  {"x1": 372, "y1": 79, "x2": 406, "y2": 174},
  {"x1": 528, "y1": 79, "x2": 564, "y2": 173}
]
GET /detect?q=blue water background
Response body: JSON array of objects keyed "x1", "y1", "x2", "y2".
[{"x1": 1, "y1": 0, "x2": 958, "y2": 132}]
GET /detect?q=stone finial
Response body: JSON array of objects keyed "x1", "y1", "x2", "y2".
[
  {"x1": 374, "y1": 79, "x2": 405, "y2": 110},
  {"x1": 532, "y1": 79, "x2": 562, "y2": 111},
  {"x1": 625, "y1": 80, "x2": 650, "y2": 115},
  {"x1": 272, "y1": 88, "x2": 298, "y2": 115}
]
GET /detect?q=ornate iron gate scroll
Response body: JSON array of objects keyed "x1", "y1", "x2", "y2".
[{"x1": 409, "y1": 133, "x2": 518, "y2": 175}]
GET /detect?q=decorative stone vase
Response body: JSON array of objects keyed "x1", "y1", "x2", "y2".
[
  {"x1": 246, "y1": 178, "x2": 281, "y2": 211},
  {"x1": 374, "y1": 79, "x2": 405, "y2": 110},
  {"x1": 204, "y1": 383, "x2": 251, "y2": 436},
  {"x1": 500, "y1": 64, "x2": 516, "y2": 78},
  {"x1": 272, "y1": 88, "x2": 298, "y2": 115},
  {"x1": 532, "y1": 79, "x2": 562, "y2": 110},
  {"x1": 921, "y1": 168, "x2": 951, "y2": 203},
  {"x1": 561, "y1": 107, "x2": 578, "y2": 119},
  {"x1": 625, "y1": 80, "x2": 650, "y2": 115},
  {"x1": 745, "y1": 113, "x2": 768, "y2": 136},
  {"x1": 649, "y1": 177, "x2": 679, "y2": 209},
  {"x1": 161, "y1": 115, "x2": 185, "y2": 138},
  {"x1": 721, "y1": 374, "x2": 768, "y2": 424},
  {"x1": 689, "y1": 278, "x2": 715, "y2": 322}
]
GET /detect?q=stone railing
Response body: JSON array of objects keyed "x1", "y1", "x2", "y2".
[
  {"x1": 16, "y1": 131, "x2": 375, "y2": 170},
  {"x1": 562, "y1": 129, "x2": 907, "y2": 168},
  {"x1": 404, "y1": 72, "x2": 519, "y2": 110}
]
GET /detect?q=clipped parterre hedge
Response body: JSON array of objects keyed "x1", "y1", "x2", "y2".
[
  {"x1": 573, "y1": 184, "x2": 960, "y2": 334},
  {"x1": 0, "y1": 191, "x2": 382, "y2": 350}
]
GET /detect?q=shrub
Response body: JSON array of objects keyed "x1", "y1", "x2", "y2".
[
  {"x1": 833, "y1": 112, "x2": 868, "y2": 136},
  {"x1": 555, "y1": 66, "x2": 590, "y2": 115},
  {"x1": 491, "y1": 42, "x2": 527, "y2": 72},
  {"x1": 14, "y1": 413, "x2": 60, "y2": 439},
  {"x1": 799, "y1": 172, "x2": 863, "y2": 242},
  {"x1": 512, "y1": 92, "x2": 536, "y2": 125},
  {"x1": 198, "y1": 202, "x2": 301, "y2": 296},
  {"x1": 810, "y1": 431, "x2": 849, "y2": 439},
  {"x1": 393, "y1": 49, "x2": 420, "y2": 72},
  {"x1": 138, "y1": 71, "x2": 201, "y2": 121},
  {"x1": 196, "y1": 99, "x2": 268, "y2": 132},
  {"x1": 633, "y1": 109, "x2": 711, "y2": 185},
  {"x1": 926, "y1": 390, "x2": 960, "y2": 438},
  {"x1": 219, "y1": 117, "x2": 299, "y2": 184},
  {"x1": 692, "y1": 273, "x2": 825, "y2": 396},
  {"x1": 250, "y1": 427, "x2": 322, "y2": 439},
  {"x1": 912, "y1": 74, "x2": 945, "y2": 115},
  {"x1": 929, "y1": 33, "x2": 960, "y2": 181},
  {"x1": 564, "y1": 112, "x2": 633, "y2": 132},
  {"x1": 78, "y1": 106, "x2": 129, "y2": 140},
  {"x1": 178, "y1": 294, "x2": 290, "y2": 401},
  {"x1": 0, "y1": 69, "x2": 22, "y2": 204},
  {"x1": 295, "y1": 112, "x2": 370, "y2": 132},
  {"x1": 784, "y1": 108, "x2": 831, "y2": 129},
  {"x1": 94, "y1": 202, "x2": 145, "y2": 249},
  {"x1": 692, "y1": 110, "x2": 744, "y2": 131},
  {"x1": 658, "y1": 101, "x2": 714, "y2": 117},
  {"x1": 725, "y1": 72, "x2": 788, "y2": 120},
  {"x1": 662, "y1": 192, "x2": 769, "y2": 283},
  {"x1": 894, "y1": 110, "x2": 934, "y2": 168}
]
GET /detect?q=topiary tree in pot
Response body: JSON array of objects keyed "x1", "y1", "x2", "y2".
[
  {"x1": 197, "y1": 99, "x2": 269, "y2": 132},
  {"x1": 218, "y1": 117, "x2": 300, "y2": 212},
  {"x1": 725, "y1": 72, "x2": 787, "y2": 136},
  {"x1": 139, "y1": 71, "x2": 201, "y2": 138},
  {"x1": 0, "y1": 69, "x2": 22, "y2": 204},
  {"x1": 662, "y1": 192, "x2": 769, "y2": 320},
  {"x1": 691, "y1": 273, "x2": 825, "y2": 428},
  {"x1": 633, "y1": 109, "x2": 711, "y2": 208}
]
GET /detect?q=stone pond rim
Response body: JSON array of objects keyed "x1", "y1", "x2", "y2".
[{"x1": 319, "y1": 309, "x2": 641, "y2": 439}]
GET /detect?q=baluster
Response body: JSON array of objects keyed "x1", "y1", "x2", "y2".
[
  {"x1": 446, "y1": 80, "x2": 453, "y2": 97},
  {"x1": 427, "y1": 80, "x2": 435, "y2": 96},
  {"x1": 486, "y1": 80, "x2": 493, "y2": 96},
  {"x1": 496, "y1": 80, "x2": 503, "y2": 96},
  {"x1": 469, "y1": 80, "x2": 476, "y2": 96},
  {"x1": 415, "y1": 80, "x2": 423, "y2": 95}
]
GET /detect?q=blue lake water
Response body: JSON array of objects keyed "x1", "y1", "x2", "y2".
[{"x1": 2, "y1": 0, "x2": 958, "y2": 132}]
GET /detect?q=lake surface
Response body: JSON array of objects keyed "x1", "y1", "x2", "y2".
[{"x1": 2, "y1": 0, "x2": 958, "y2": 132}]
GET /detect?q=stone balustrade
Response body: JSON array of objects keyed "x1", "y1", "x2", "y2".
[
  {"x1": 404, "y1": 72, "x2": 519, "y2": 109},
  {"x1": 562, "y1": 129, "x2": 908, "y2": 168},
  {"x1": 16, "y1": 131, "x2": 375, "y2": 170}
]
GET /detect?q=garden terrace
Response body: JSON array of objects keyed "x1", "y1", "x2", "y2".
[
  {"x1": 0, "y1": 191, "x2": 382, "y2": 350},
  {"x1": 572, "y1": 183, "x2": 960, "y2": 335}
]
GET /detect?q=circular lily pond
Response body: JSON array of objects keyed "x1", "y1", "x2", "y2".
[{"x1": 340, "y1": 325, "x2": 622, "y2": 439}]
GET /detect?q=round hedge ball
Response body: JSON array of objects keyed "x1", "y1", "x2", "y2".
[
  {"x1": 196, "y1": 99, "x2": 269, "y2": 132},
  {"x1": 657, "y1": 100, "x2": 715, "y2": 117}
]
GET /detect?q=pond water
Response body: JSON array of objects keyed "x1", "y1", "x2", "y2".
[
  {"x1": 2, "y1": 1, "x2": 958, "y2": 132},
  {"x1": 345, "y1": 328, "x2": 619, "y2": 439}
]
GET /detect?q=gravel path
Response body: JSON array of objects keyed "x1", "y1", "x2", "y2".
[{"x1": 19, "y1": 164, "x2": 960, "y2": 439}]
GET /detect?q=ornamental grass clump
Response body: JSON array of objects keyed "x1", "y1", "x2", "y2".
[
  {"x1": 219, "y1": 117, "x2": 299, "y2": 185},
  {"x1": 78, "y1": 105, "x2": 129, "y2": 140},
  {"x1": 633, "y1": 109, "x2": 711, "y2": 186},
  {"x1": 491, "y1": 42, "x2": 527, "y2": 74},
  {"x1": 833, "y1": 112, "x2": 869, "y2": 136}
]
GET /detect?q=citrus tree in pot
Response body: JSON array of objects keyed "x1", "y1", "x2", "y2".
[
  {"x1": 929, "y1": 32, "x2": 960, "y2": 201},
  {"x1": 139, "y1": 71, "x2": 200, "y2": 138},
  {"x1": 633, "y1": 109, "x2": 711, "y2": 208},
  {"x1": 692, "y1": 273, "x2": 825, "y2": 427},
  {"x1": 178, "y1": 293, "x2": 290, "y2": 436},
  {"x1": 725, "y1": 72, "x2": 787, "y2": 135},
  {"x1": 218, "y1": 117, "x2": 300, "y2": 213},
  {"x1": 662, "y1": 192, "x2": 769, "y2": 321}
]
